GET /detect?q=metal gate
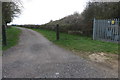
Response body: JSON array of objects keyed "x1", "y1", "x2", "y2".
[{"x1": 93, "y1": 18, "x2": 119, "y2": 43}]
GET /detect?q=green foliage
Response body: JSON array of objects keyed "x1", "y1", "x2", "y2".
[
  {"x1": 3, "y1": 27, "x2": 21, "y2": 50},
  {"x1": 81, "y1": 2, "x2": 119, "y2": 36},
  {"x1": 41, "y1": 12, "x2": 86, "y2": 36},
  {"x1": 33, "y1": 29, "x2": 119, "y2": 54},
  {"x1": 82, "y1": 2, "x2": 119, "y2": 20},
  {"x1": 42, "y1": 2, "x2": 119, "y2": 36}
]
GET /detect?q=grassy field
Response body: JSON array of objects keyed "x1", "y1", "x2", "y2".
[
  {"x1": 33, "y1": 29, "x2": 118, "y2": 54},
  {"x1": 3, "y1": 27, "x2": 21, "y2": 50}
]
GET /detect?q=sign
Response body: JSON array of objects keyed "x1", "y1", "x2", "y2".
[{"x1": 111, "y1": 20, "x2": 115, "y2": 25}]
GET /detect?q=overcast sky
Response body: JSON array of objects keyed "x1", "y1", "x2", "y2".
[{"x1": 11, "y1": 0, "x2": 89, "y2": 25}]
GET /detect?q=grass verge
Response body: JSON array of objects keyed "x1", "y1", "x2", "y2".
[
  {"x1": 33, "y1": 29, "x2": 118, "y2": 54},
  {"x1": 3, "y1": 27, "x2": 21, "y2": 50}
]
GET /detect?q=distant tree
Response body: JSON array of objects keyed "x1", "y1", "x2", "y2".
[{"x1": 49, "y1": 20, "x2": 53, "y2": 23}]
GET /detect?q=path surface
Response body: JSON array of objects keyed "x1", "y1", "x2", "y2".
[
  {"x1": 0, "y1": 55, "x2": 2, "y2": 79},
  {"x1": 3, "y1": 27, "x2": 118, "y2": 78}
]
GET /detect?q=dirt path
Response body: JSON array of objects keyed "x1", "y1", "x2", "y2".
[{"x1": 3, "y1": 27, "x2": 118, "y2": 78}]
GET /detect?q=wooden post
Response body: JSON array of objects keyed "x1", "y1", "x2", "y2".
[
  {"x1": 56, "y1": 24, "x2": 60, "y2": 40},
  {"x1": 2, "y1": 24, "x2": 7, "y2": 46},
  {"x1": 1, "y1": 2, "x2": 7, "y2": 46},
  {"x1": 93, "y1": 18, "x2": 96, "y2": 40},
  {"x1": 0, "y1": 1, "x2": 2, "y2": 46}
]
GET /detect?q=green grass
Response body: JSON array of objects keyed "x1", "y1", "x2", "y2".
[
  {"x1": 33, "y1": 29, "x2": 119, "y2": 54},
  {"x1": 3, "y1": 27, "x2": 21, "y2": 50},
  {"x1": 0, "y1": 37, "x2": 2, "y2": 51}
]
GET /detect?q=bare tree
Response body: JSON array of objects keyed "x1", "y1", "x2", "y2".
[{"x1": 2, "y1": 0, "x2": 22, "y2": 46}]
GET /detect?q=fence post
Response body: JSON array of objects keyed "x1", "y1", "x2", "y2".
[
  {"x1": 93, "y1": 18, "x2": 96, "y2": 40},
  {"x1": 2, "y1": 24, "x2": 7, "y2": 46},
  {"x1": 1, "y1": 2, "x2": 7, "y2": 46},
  {"x1": 118, "y1": 19, "x2": 120, "y2": 42},
  {"x1": 56, "y1": 24, "x2": 60, "y2": 40},
  {"x1": 0, "y1": 1, "x2": 2, "y2": 45}
]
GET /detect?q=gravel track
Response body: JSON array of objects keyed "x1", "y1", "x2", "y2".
[{"x1": 3, "y1": 27, "x2": 118, "y2": 78}]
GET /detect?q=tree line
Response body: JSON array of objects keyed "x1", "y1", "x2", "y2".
[
  {"x1": 2, "y1": 1, "x2": 120, "y2": 46},
  {"x1": 41, "y1": 2, "x2": 119, "y2": 36},
  {"x1": 11, "y1": 2, "x2": 120, "y2": 37}
]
